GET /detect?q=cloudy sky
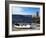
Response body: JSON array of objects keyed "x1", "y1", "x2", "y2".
[{"x1": 12, "y1": 6, "x2": 40, "y2": 15}]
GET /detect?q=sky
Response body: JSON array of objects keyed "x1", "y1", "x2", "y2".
[{"x1": 12, "y1": 6, "x2": 40, "y2": 16}]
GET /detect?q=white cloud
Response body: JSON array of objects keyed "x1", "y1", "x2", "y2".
[{"x1": 12, "y1": 7, "x2": 23, "y2": 14}]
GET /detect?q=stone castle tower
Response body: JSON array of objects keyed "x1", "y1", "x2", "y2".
[{"x1": 36, "y1": 11, "x2": 39, "y2": 16}]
